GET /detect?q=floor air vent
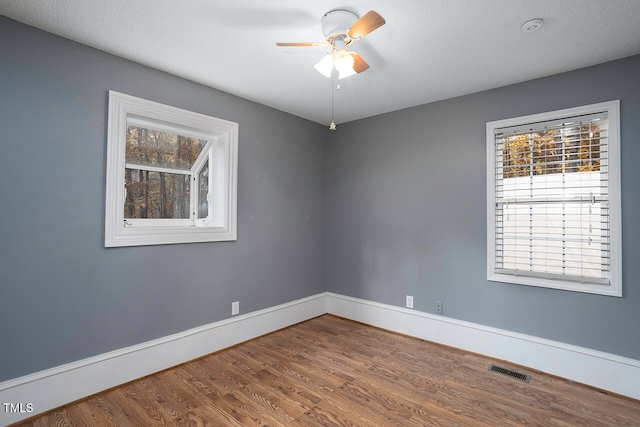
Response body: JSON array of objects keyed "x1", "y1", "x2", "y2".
[{"x1": 488, "y1": 364, "x2": 531, "y2": 383}]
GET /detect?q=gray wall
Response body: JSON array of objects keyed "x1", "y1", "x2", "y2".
[
  {"x1": 327, "y1": 55, "x2": 640, "y2": 360},
  {"x1": 0, "y1": 17, "x2": 327, "y2": 382}
]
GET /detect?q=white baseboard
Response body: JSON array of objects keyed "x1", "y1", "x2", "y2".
[
  {"x1": 0, "y1": 294, "x2": 328, "y2": 426},
  {"x1": 2, "y1": 291, "x2": 638, "y2": 425},
  {"x1": 325, "y1": 292, "x2": 640, "y2": 401}
]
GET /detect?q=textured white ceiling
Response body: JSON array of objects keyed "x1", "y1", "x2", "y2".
[{"x1": 2, "y1": 0, "x2": 640, "y2": 125}]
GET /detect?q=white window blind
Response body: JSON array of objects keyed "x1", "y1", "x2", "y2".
[{"x1": 493, "y1": 112, "x2": 610, "y2": 285}]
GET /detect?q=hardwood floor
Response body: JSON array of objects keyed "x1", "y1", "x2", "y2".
[{"x1": 15, "y1": 315, "x2": 640, "y2": 426}]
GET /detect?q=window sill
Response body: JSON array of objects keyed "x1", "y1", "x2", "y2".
[
  {"x1": 488, "y1": 272, "x2": 621, "y2": 297},
  {"x1": 105, "y1": 224, "x2": 236, "y2": 247}
]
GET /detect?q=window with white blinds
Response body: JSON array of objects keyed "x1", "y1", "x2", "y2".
[{"x1": 486, "y1": 101, "x2": 621, "y2": 296}]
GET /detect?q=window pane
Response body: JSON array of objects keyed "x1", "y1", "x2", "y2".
[
  {"x1": 502, "y1": 134, "x2": 530, "y2": 178},
  {"x1": 125, "y1": 168, "x2": 190, "y2": 219},
  {"x1": 532, "y1": 130, "x2": 563, "y2": 176},
  {"x1": 564, "y1": 124, "x2": 601, "y2": 173},
  {"x1": 126, "y1": 125, "x2": 207, "y2": 170},
  {"x1": 498, "y1": 162, "x2": 606, "y2": 279},
  {"x1": 502, "y1": 124, "x2": 602, "y2": 179},
  {"x1": 198, "y1": 160, "x2": 209, "y2": 219}
]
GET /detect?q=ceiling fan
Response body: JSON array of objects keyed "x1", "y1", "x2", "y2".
[{"x1": 276, "y1": 9, "x2": 386, "y2": 79}]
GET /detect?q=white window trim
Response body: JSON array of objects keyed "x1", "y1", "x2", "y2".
[
  {"x1": 486, "y1": 100, "x2": 622, "y2": 297},
  {"x1": 105, "y1": 91, "x2": 238, "y2": 247}
]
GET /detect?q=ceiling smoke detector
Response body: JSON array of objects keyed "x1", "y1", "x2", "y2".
[{"x1": 521, "y1": 18, "x2": 544, "y2": 33}]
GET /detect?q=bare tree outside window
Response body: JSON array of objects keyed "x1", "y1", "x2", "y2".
[{"x1": 124, "y1": 125, "x2": 206, "y2": 220}]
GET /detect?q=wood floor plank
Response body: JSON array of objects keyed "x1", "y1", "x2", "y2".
[
  {"x1": 12, "y1": 315, "x2": 640, "y2": 426},
  {"x1": 220, "y1": 390, "x2": 292, "y2": 426},
  {"x1": 112, "y1": 383, "x2": 169, "y2": 425},
  {"x1": 336, "y1": 380, "x2": 420, "y2": 426},
  {"x1": 252, "y1": 368, "x2": 321, "y2": 413},
  {"x1": 201, "y1": 392, "x2": 255, "y2": 426},
  {"x1": 74, "y1": 395, "x2": 121, "y2": 427}
]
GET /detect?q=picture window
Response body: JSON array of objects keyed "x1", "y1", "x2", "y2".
[{"x1": 105, "y1": 91, "x2": 238, "y2": 247}]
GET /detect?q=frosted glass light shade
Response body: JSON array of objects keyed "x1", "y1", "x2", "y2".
[
  {"x1": 335, "y1": 50, "x2": 356, "y2": 79},
  {"x1": 314, "y1": 50, "x2": 358, "y2": 79},
  {"x1": 314, "y1": 55, "x2": 334, "y2": 78}
]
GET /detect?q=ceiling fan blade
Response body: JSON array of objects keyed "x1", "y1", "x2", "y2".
[
  {"x1": 352, "y1": 53, "x2": 369, "y2": 73},
  {"x1": 347, "y1": 10, "x2": 385, "y2": 39},
  {"x1": 276, "y1": 42, "x2": 325, "y2": 47}
]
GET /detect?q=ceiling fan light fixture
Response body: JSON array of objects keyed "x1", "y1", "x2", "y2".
[
  {"x1": 314, "y1": 54, "x2": 334, "y2": 77},
  {"x1": 278, "y1": 9, "x2": 385, "y2": 81}
]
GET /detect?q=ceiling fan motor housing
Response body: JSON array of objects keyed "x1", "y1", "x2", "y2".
[{"x1": 321, "y1": 9, "x2": 358, "y2": 39}]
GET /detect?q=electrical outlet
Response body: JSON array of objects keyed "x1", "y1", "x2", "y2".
[
  {"x1": 406, "y1": 295, "x2": 414, "y2": 309},
  {"x1": 436, "y1": 301, "x2": 443, "y2": 314},
  {"x1": 232, "y1": 301, "x2": 239, "y2": 316}
]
